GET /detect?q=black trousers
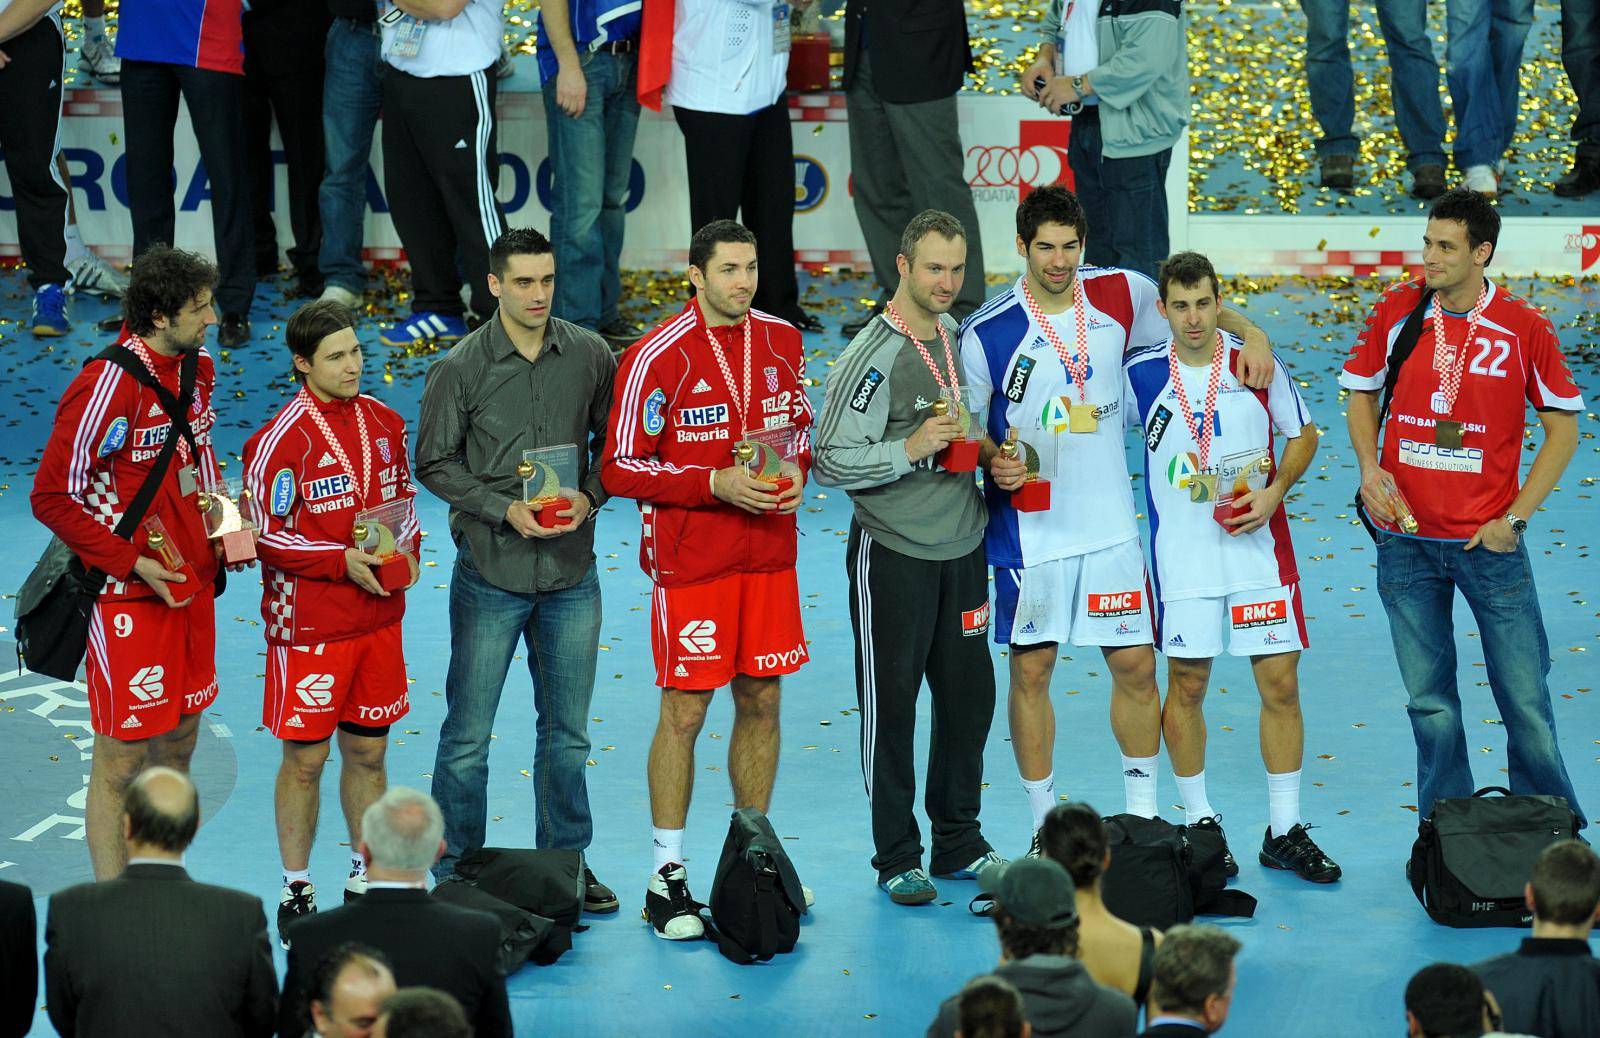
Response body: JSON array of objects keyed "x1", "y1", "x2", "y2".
[
  {"x1": 672, "y1": 102, "x2": 801, "y2": 324},
  {"x1": 381, "y1": 64, "x2": 507, "y2": 319},
  {"x1": 121, "y1": 59, "x2": 256, "y2": 317},
  {"x1": 243, "y1": 24, "x2": 326, "y2": 282},
  {"x1": 846, "y1": 522, "x2": 996, "y2": 880},
  {"x1": 0, "y1": 17, "x2": 69, "y2": 289}
]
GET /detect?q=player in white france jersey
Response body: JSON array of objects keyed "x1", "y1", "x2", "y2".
[
  {"x1": 1123, "y1": 251, "x2": 1340, "y2": 884},
  {"x1": 961, "y1": 187, "x2": 1276, "y2": 851}
]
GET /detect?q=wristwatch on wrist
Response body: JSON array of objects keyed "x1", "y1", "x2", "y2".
[
  {"x1": 1503, "y1": 512, "x2": 1527, "y2": 537},
  {"x1": 1071, "y1": 74, "x2": 1087, "y2": 96}
]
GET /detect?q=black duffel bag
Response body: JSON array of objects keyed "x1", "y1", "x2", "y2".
[
  {"x1": 432, "y1": 877, "x2": 570, "y2": 970},
  {"x1": 1100, "y1": 814, "x2": 1256, "y2": 930},
  {"x1": 452, "y1": 847, "x2": 586, "y2": 930},
  {"x1": 1409, "y1": 786, "x2": 1580, "y2": 928},
  {"x1": 705, "y1": 807, "x2": 807, "y2": 965}
]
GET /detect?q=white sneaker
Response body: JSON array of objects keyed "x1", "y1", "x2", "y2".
[
  {"x1": 1463, "y1": 164, "x2": 1499, "y2": 197},
  {"x1": 344, "y1": 871, "x2": 368, "y2": 903},
  {"x1": 802, "y1": 883, "x2": 815, "y2": 909},
  {"x1": 318, "y1": 284, "x2": 361, "y2": 308},
  {"x1": 79, "y1": 35, "x2": 120, "y2": 85},
  {"x1": 68, "y1": 251, "x2": 128, "y2": 298},
  {"x1": 645, "y1": 864, "x2": 706, "y2": 940}
]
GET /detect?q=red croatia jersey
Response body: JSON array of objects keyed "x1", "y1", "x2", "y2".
[
  {"x1": 242, "y1": 392, "x2": 419, "y2": 646},
  {"x1": 1339, "y1": 278, "x2": 1585, "y2": 539},
  {"x1": 31, "y1": 337, "x2": 222, "y2": 600},
  {"x1": 601, "y1": 301, "x2": 813, "y2": 588}
]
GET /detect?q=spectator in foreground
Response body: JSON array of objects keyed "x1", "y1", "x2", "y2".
[
  {"x1": 44, "y1": 767, "x2": 278, "y2": 1038},
  {"x1": 1141, "y1": 924, "x2": 1240, "y2": 1035},
  {"x1": 1474, "y1": 840, "x2": 1600, "y2": 1038},
  {"x1": 374, "y1": 988, "x2": 470, "y2": 1038},
  {"x1": 1404, "y1": 963, "x2": 1522, "y2": 1038},
  {"x1": 305, "y1": 943, "x2": 396, "y2": 1038},
  {"x1": 1040, "y1": 803, "x2": 1162, "y2": 1007},
  {"x1": 955, "y1": 976, "x2": 1031, "y2": 1038},
  {"x1": 928, "y1": 857, "x2": 1137, "y2": 1037},
  {"x1": 0, "y1": 878, "x2": 36, "y2": 1038}
]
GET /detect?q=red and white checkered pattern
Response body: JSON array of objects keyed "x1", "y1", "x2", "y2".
[{"x1": 266, "y1": 571, "x2": 295, "y2": 642}]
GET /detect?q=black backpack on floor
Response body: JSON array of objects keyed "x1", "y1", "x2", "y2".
[
  {"x1": 1409, "y1": 786, "x2": 1580, "y2": 928},
  {"x1": 452, "y1": 847, "x2": 586, "y2": 929},
  {"x1": 432, "y1": 877, "x2": 570, "y2": 970},
  {"x1": 1100, "y1": 814, "x2": 1256, "y2": 930},
  {"x1": 705, "y1": 808, "x2": 807, "y2": 965}
]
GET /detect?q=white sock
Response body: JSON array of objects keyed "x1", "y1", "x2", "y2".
[
  {"x1": 85, "y1": 15, "x2": 105, "y2": 40},
  {"x1": 1174, "y1": 771, "x2": 1215, "y2": 825},
  {"x1": 652, "y1": 827, "x2": 684, "y2": 872},
  {"x1": 63, "y1": 224, "x2": 89, "y2": 267},
  {"x1": 282, "y1": 867, "x2": 311, "y2": 888},
  {"x1": 349, "y1": 853, "x2": 367, "y2": 878},
  {"x1": 1267, "y1": 769, "x2": 1302, "y2": 839},
  {"x1": 1022, "y1": 772, "x2": 1056, "y2": 833},
  {"x1": 1121, "y1": 755, "x2": 1159, "y2": 818}
]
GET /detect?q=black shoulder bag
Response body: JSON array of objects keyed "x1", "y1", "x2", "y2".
[
  {"x1": 1352, "y1": 286, "x2": 1434, "y2": 542},
  {"x1": 14, "y1": 347, "x2": 199, "y2": 680}
]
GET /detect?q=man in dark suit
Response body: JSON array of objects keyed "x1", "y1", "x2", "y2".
[
  {"x1": 279, "y1": 788, "x2": 512, "y2": 1038},
  {"x1": 0, "y1": 879, "x2": 36, "y2": 1038},
  {"x1": 44, "y1": 767, "x2": 278, "y2": 1038},
  {"x1": 840, "y1": 0, "x2": 987, "y2": 333},
  {"x1": 1475, "y1": 840, "x2": 1600, "y2": 1038},
  {"x1": 1140, "y1": 925, "x2": 1241, "y2": 1035}
]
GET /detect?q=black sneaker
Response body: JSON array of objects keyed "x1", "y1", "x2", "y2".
[
  {"x1": 1188, "y1": 816, "x2": 1238, "y2": 877},
  {"x1": 597, "y1": 317, "x2": 641, "y2": 349},
  {"x1": 1554, "y1": 155, "x2": 1600, "y2": 198},
  {"x1": 1260, "y1": 824, "x2": 1342, "y2": 883},
  {"x1": 277, "y1": 880, "x2": 317, "y2": 948},
  {"x1": 218, "y1": 313, "x2": 251, "y2": 348},
  {"x1": 344, "y1": 871, "x2": 367, "y2": 904},
  {"x1": 1410, "y1": 163, "x2": 1447, "y2": 200},
  {"x1": 1319, "y1": 153, "x2": 1355, "y2": 192},
  {"x1": 584, "y1": 866, "x2": 619, "y2": 914},
  {"x1": 644, "y1": 864, "x2": 705, "y2": 940},
  {"x1": 1025, "y1": 830, "x2": 1042, "y2": 859}
]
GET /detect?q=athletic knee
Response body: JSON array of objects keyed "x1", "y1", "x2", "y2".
[
  {"x1": 340, "y1": 737, "x2": 388, "y2": 771},
  {"x1": 282, "y1": 741, "x2": 332, "y2": 785},
  {"x1": 1166, "y1": 665, "x2": 1211, "y2": 709},
  {"x1": 659, "y1": 693, "x2": 710, "y2": 740},
  {"x1": 1259, "y1": 680, "x2": 1302, "y2": 714}
]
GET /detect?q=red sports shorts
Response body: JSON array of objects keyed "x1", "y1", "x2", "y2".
[
  {"x1": 650, "y1": 569, "x2": 808, "y2": 691},
  {"x1": 263, "y1": 623, "x2": 409, "y2": 740},
  {"x1": 86, "y1": 593, "x2": 219, "y2": 741}
]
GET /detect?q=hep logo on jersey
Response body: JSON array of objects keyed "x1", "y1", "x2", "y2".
[
  {"x1": 962, "y1": 602, "x2": 991, "y2": 637},
  {"x1": 302, "y1": 473, "x2": 354, "y2": 501},
  {"x1": 295, "y1": 673, "x2": 336, "y2": 707},
  {"x1": 128, "y1": 665, "x2": 166, "y2": 702},
  {"x1": 678, "y1": 403, "x2": 730, "y2": 427}
]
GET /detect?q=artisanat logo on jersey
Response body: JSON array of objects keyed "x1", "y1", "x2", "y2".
[
  {"x1": 793, "y1": 154, "x2": 828, "y2": 212},
  {"x1": 1397, "y1": 438, "x2": 1484, "y2": 474},
  {"x1": 678, "y1": 403, "x2": 730, "y2": 428},
  {"x1": 1166, "y1": 452, "x2": 1201, "y2": 490},
  {"x1": 1041, "y1": 395, "x2": 1072, "y2": 432},
  {"x1": 1231, "y1": 600, "x2": 1288, "y2": 628},
  {"x1": 644, "y1": 388, "x2": 667, "y2": 436},
  {"x1": 98, "y1": 417, "x2": 129, "y2": 457},
  {"x1": 1006, "y1": 356, "x2": 1037, "y2": 403},
  {"x1": 302, "y1": 473, "x2": 355, "y2": 501},
  {"x1": 961, "y1": 601, "x2": 991, "y2": 637},
  {"x1": 271, "y1": 467, "x2": 296, "y2": 516},
  {"x1": 1145, "y1": 405, "x2": 1173, "y2": 451},
  {"x1": 1087, "y1": 591, "x2": 1142, "y2": 618},
  {"x1": 850, "y1": 367, "x2": 886, "y2": 413}
]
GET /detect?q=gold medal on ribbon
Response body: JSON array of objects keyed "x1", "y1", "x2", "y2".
[
  {"x1": 1434, "y1": 420, "x2": 1463, "y2": 449},
  {"x1": 1068, "y1": 403, "x2": 1098, "y2": 434}
]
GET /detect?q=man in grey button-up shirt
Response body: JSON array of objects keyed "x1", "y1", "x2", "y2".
[{"x1": 415, "y1": 227, "x2": 619, "y2": 914}]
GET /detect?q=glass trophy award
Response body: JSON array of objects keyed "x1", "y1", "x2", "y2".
[
  {"x1": 197, "y1": 477, "x2": 258, "y2": 565},
  {"x1": 1212, "y1": 448, "x2": 1273, "y2": 531},
  {"x1": 352, "y1": 499, "x2": 416, "y2": 592},
  {"x1": 140, "y1": 516, "x2": 199, "y2": 603},
  {"x1": 1381, "y1": 470, "x2": 1420, "y2": 534},
  {"x1": 517, "y1": 444, "x2": 580, "y2": 529},
  {"x1": 933, "y1": 386, "x2": 984, "y2": 472},
  {"x1": 1000, "y1": 429, "x2": 1051, "y2": 512},
  {"x1": 734, "y1": 423, "x2": 802, "y2": 513}
]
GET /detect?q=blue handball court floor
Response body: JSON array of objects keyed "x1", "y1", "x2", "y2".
[{"x1": 0, "y1": 268, "x2": 1596, "y2": 1036}]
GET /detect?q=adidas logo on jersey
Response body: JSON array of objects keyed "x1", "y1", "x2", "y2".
[
  {"x1": 148, "y1": 402, "x2": 163, "y2": 418},
  {"x1": 120, "y1": 715, "x2": 141, "y2": 730},
  {"x1": 284, "y1": 715, "x2": 306, "y2": 728},
  {"x1": 674, "y1": 663, "x2": 689, "y2": 678},
  {"x1": 317, "y1": 451, "x2": 337, "y2": 468},
  {"x1": 692, "y1": 378, "x2": 713, "y2": 394},
  {"x1": 1167, "y1": 635, "x2": 1186, "y2": 648}
]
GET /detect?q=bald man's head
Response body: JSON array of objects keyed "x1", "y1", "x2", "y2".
[{"x1": 124, "y1": 767, "x2": 199, "y2": 853}]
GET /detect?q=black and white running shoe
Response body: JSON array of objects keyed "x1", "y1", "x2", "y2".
[
  {"x1": 278, "y1": 880, "x2": 317, "y2": 948},
  {"x1": 644, "y1": 865, "x2": 705, "y2": 940}
]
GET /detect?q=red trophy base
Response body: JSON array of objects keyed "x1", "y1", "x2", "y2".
[
  {"x1": 220, "y1": 530, "x2": 257, "y2": 566},
  {"x1": 937, "y1": 438, "x2": 980, "y2": 472},
  {"x1": 1013, "y1": 479, "x2": 1052, "y2": 512},
  {"x1": 534, "y1": 499, "x2": 573, "y2": 529},
  {"x1": 1214, "y1": 498, "x2": 1250, "y2": 532},
  {"x1": 167, "y1": 561, "x2": 201, "y2": 605},
  {"x1": 786, "y1": 33, "x2": 831, "y2": 92},
  {"x1": 376, "y1": 553, "x2": 411, "y2": 592}
]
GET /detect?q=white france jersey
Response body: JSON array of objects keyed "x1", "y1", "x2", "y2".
[
  {"x1": 1123, "y1": 334, "x2": 1311, "y2": 602},
  {"x1": 960, "y1": 268, "x2": 1169, "y2": 568}
]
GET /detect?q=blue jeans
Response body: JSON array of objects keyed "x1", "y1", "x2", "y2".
[
  {"x1": 1446, "y1": 0, "x2": 1534, "y2": 167},
  {"x1": 318, "y1": 18, "x2": 384, "y2": 294},
  {"x1": 431, "y1": 551, "x2": 603, "y2": 879},
  {"x1": 1066, "y1": 111, "x2": 1170, "y2": 280},
  {"x1": 1300, "y1": 0, "x2": 1445, "y2": 168},
  {"x1": 1375, "y1": 534, "x2": 1585, "y2": 826},
  {"x1": 542, "y1": 51, "x2": 640, "y2": 330},
  {"x1": 1564, "y1": 0, "x2": 1600, "y2": 156}
]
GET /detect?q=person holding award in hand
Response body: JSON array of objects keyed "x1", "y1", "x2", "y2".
[
  {"x1": 415, "y1": 227, "x2": 619, "y2": 915},
  {"x1": 602, "y1": 220, "x2": 813, "y2": 941},
  {"x1": 31, "y1": 246, "x2": 228, "y2": 880},
  {"x1": 814, "y1": 210, "x2": 1004, "y2": 906},
  {"x1": 242, "y1": 298, "x2": 420, "y2": 945},
  {"x1": 1123, "y1": 251, "x2": 1339, "y2": 884},
  {"x1": 1341, "y1": 189, "x2": 1588, "y2": 829}
]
